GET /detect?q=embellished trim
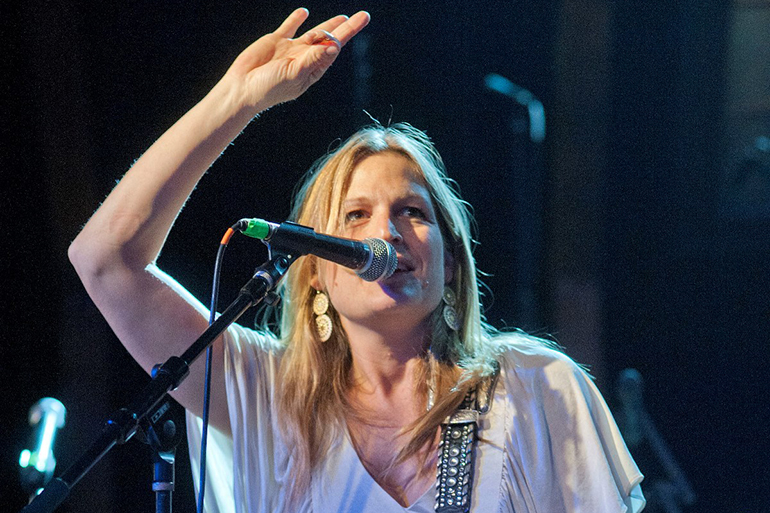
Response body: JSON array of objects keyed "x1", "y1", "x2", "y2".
[
  {"x1": 435, "y1": 362, "x2": 500, "y2": 512},
  {"x1": 435, "y1": 421, "x2": 476, "y2": 512}
]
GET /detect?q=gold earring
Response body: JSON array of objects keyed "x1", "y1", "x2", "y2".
[
  {"x1": 313, "y1": 290, "x2": 332, "y2": 342},
  {"x1": 442, "y1": 287, "x2": 461, "y2": 331}
]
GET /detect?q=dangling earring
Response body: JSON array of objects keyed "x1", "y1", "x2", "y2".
[
  {"x1": 313, "y1": 290, "x2": 333, "y2": 342},
  {"x1": 442, "y1": 286, "x2": 461, "y2": 331}
]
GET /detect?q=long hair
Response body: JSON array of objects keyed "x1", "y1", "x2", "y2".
[{"x1": 266, "y1": 123, "x2": 533, "y2": 501}]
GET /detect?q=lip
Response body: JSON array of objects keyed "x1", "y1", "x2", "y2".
[
  {"x1": 395, "y1": 256, "x2": 415, "y2": 273},
  {"x1": 384, "y1": 269, "x2": 412, "y2": 285}
]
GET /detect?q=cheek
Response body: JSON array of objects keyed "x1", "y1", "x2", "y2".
[
  {"x1": 426, "y1": 231, "x2": 453, "y2": 284},
  {"x1": 442, "y1": 244, "x2": 455, "y2": 285},
  {"x1": 318, "y1": 263, "x2": 363, "y2": 308},
  {"x1": 443, "y1": 258, "x2": 454, "y2": 285},
  {"x1": 315, "y1": 261, "x2": 337, "y2": 291},
  {"x1": 424, "y1": 235, "x2": 451, "y2": 287}
]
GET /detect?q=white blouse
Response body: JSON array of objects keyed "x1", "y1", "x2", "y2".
[{"x1": 187, "y1": 323, "x2": 645, "y2": 513}]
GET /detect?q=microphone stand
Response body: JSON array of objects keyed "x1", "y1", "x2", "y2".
[
  {"x1": 21, "y1": 253, "x2": 295, "y2": 513},
  {"x1": 134, "y1": 369, "x2": 186, "y2": 513}
]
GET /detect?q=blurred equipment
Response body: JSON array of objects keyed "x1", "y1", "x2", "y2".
[
  {"x1": 19, "y1": 398, "x2": 67, "y2": 498},
  {"x1": 617, "y1": 368, "x2": 645, "y2": 449},
  {"x1": 484, "y1": 73, "x2": 546, "y2": 143},
  {"x1": 723, "y1": 135, "x2": 770, "y2": 219},
  {"x1": 483, "y1": 73, "x2": 546, "y2": 330},
  {"x1": 617, "y1": 369, "x2": 696, "y2": 513}
]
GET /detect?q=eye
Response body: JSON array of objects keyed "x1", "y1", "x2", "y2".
[
  {"x1": 345, "y1": 209, "x2": 368, "y2": 223},
  {"x1": 401, "y1": 206, "x2": 427, "y2": 219}
]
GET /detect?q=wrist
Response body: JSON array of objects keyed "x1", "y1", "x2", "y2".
[{"x1": 203, "y1": 74, "x2": 264, "y2": 127}]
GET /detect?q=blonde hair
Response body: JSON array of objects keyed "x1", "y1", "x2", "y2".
[{"x1": 267, "y1": 123, "x2": 532, "y2": 500}]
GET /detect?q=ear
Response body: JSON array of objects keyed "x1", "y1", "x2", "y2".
[
  {"x1": 443, "y1": 247, "x2": 455, "y2": 285},
  {"x1": 310, "y1": 256, "x2": 323, "y2": 290},
  {"x1": 305, "y1": 255, "x2": 323, "y2": 290}
]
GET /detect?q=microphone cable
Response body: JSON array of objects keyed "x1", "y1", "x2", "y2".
[{"x1": 196, "y1": 223, "x2": 239, "y2": 513}]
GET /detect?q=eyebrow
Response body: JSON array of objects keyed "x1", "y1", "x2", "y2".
[{"x1": 343, "y1": 191, "x2": 431, "y2": 207}]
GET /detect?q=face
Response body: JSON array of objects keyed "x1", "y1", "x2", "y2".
[{"x1": 312, "y1": 151, "x2": 453, "y2": 333}]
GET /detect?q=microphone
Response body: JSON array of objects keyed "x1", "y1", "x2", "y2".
[
  {"x1": 19, "y1": 398, "x2": 66, "y2": 496},
  {"x1": 616, "y1": 368, "x2": 645, "y2": 449},
  {"x1": 238, "y1": 218, "x2": 397, "y2": 282}
]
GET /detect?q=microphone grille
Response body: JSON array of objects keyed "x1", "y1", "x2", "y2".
[{"x1": 358, "y1": 238, "x2": 398, "y2": 282}]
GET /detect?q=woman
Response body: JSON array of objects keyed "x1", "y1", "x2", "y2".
[{"x1": 69, "y1": 8, "x2": 644, "y2": 513}]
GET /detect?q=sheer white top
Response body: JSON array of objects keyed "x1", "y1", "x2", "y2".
[{"x1": 187, "y1": 324, "x2": 645, "y2": 513}]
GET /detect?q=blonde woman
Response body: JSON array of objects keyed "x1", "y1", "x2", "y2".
[{"x1": 69, "y1": 8, "x2": 644, "y2": 513}]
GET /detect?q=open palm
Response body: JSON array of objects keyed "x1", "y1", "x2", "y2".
[{"x1": 225, "y1": 8, "x2": 370, "y2": 109}]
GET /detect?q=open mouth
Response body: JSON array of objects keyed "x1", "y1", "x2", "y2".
[{"x1": 394, "y1": 259, "x2": 414, "y2": 274}]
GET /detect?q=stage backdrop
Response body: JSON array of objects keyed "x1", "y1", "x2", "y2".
[{"x1": 2, "y1": 1, "x2": 768, "y2": 512}]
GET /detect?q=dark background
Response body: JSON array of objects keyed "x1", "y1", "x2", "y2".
[{"x1": 2, "y1": 1, "x2": 768, "y2": 511}]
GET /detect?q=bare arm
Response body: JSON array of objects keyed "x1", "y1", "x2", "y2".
[{"x1": 68, "y1": 8, "x2": 370, "y2": 436}]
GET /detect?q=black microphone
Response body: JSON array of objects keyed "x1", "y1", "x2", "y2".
[
  {"x1": 238, "y1": 218, "x2": 397, "y2": 282},
  {"x1": 19, "y1": 398, "x2": 66, "y2": 496}
]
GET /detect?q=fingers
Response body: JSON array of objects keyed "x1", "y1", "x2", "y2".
[
  {"x1": 302, "y1": 30, "x2": 341, "y2": 49},
  {"x1": 274, "y1": 7, "x2": 310, "y2": 38},
  {"x1": 311, "y1": 14, "x2": 349, "y2": 36},
  {"x1": 298, "y1": 10, "x2": 371, "y2": 48},
  {"x1": 330, "y1": 11, "x2": 371, "y2": 47}
]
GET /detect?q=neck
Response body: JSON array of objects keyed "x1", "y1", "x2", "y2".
[{"x1": 342, "y1": 317, "x2": 429, "y2": 399}]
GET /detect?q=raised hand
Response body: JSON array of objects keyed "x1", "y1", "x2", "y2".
[
  {"x1": 224, "y1": 8, "x2": 370, "y2": 111},
  {"x1": 68, "y1": 9, "x2": 371, "y2": 437}
]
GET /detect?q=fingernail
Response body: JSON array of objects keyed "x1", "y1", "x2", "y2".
[{"x1": 325, "y1": 45, "x2": 339, "y2": 56}]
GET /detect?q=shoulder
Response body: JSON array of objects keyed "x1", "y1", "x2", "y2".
[
  {"x1": 224, "y1": 323, "x2": 285, "y2": 381},
  {"x1": 489, "y1": 333, "x2": 615, "y2": 451},
  {"x1": 485, "y1": 336, "x2": 646, "y2": 511},
  {"x1": 492, "y1": 332, "x2": 584, "y2": 377},
  {"x1": 227, "y1": 322, "x2": 283, "y2": 354},
  {"x1": 488, "y1": 332, "x2": 594, "y2": 404}
]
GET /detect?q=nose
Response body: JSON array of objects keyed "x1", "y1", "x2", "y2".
[{"x1": 374, "y1": 214, "x2": 402, "y2": 244}]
